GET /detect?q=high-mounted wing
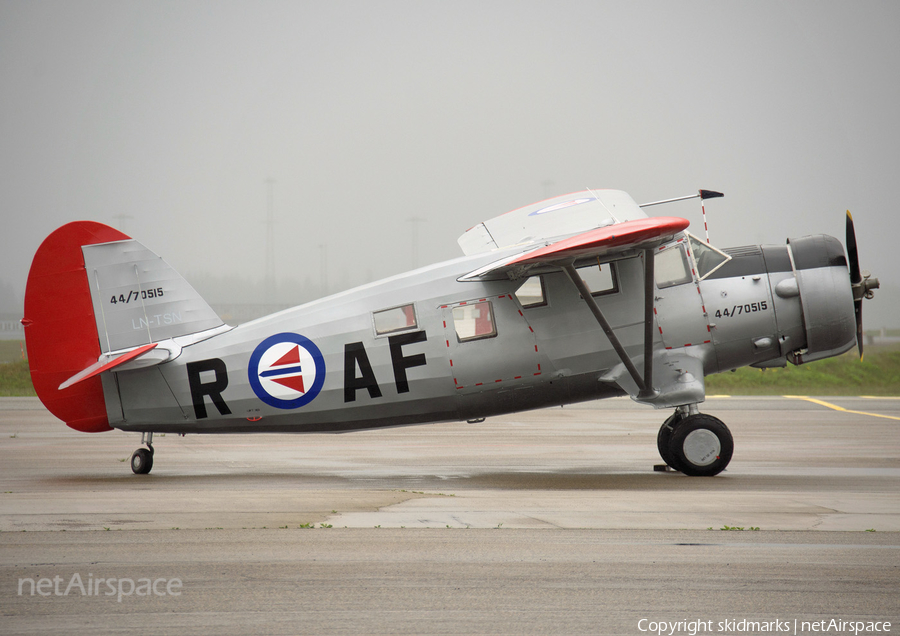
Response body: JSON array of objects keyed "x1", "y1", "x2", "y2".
[
  {"x1": 461, "y1": 206, "x2": 692, "y2": 405},
  {"x1": 508, "y1": 216, "x2": 689, "y2": 266},
  {"x1": 458, "y1": 189, "x2": 649, "y2": 257},
  {"x1": 461, "y1": 216, "x2": 689, "y2": 282}
]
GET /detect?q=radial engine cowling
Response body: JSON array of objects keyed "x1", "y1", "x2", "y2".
[{"x1": 784, "y1": 234, "x2": 857, "y2": 364}]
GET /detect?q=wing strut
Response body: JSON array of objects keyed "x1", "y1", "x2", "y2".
[
  {"x1": 562, "y1": 248, "x2": 658, "y2": 399},
  {"x1": 640, "y1": 247, "x2": 656, "y2": 396}
]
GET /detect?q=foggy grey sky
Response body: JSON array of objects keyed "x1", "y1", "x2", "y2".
[{"x1": 2, "y1": 1, "x2": 898, "y2": 326}]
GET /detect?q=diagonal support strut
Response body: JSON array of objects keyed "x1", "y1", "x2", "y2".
[
  {"x1": 641, "y1": 247, "x2": 655, "y2": 396},
  {"x1": 562, "y1": 249, "x2": 658, "y2": 399}
]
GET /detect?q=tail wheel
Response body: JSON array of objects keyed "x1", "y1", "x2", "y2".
[
  {"x1": 668, "y1": 414, "x2": 733, "y2": 476},
  {"x1": 656, "y1": 411, "x2": 685, "y2": 470},
  {"x1": 131, "y1": 448, "x2": 153, "y2": 475}
]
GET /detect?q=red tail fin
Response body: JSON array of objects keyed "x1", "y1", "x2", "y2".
[{"x1": 23, "y1": 222, "x2": 130, "y2": 432}]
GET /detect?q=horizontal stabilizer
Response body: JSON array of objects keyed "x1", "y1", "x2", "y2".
[{"x1": 58, "y1": 343, "x2": 159, "y2": 390}]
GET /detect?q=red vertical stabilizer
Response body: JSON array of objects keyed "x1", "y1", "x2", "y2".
[{"x1": 23, "y1": 222, "x2": 130, "y2": 432}]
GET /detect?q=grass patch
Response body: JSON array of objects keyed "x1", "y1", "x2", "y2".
[
  {"x1": 0, "y1": 360, "x2": 36, "y2": 397},
  {"x1": 706, "y1": 347, "x2": 900, "y2": 396},
  {"x1": 0, "y1": 341, "x2": 27, "y2": 364}
]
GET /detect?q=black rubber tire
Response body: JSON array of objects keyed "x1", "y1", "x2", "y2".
[
  {"x1": 656, "y1": 411, "x2": 685, "y2": 470},
  {"x1": 668, "y1": 414, "x2": 733, "y2": 477},
  {"x1": 131, "y1": 448, "x2": 153, "y2": 475}
]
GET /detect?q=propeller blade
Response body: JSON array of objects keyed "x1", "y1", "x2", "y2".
[
  {"x1": 846, "y1": 211, "x2": 862, "y2": 285},
  {"x1": 846, "y1": 211, "x2": 863, "y2": 357}
]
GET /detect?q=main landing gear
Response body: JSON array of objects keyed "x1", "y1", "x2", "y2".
[
  {"x1": 656, "y1": 407, "x2": 733, "y2": 476},
  {"x1": 131, "y1": 432, "x2": 154, "y2": 475}
]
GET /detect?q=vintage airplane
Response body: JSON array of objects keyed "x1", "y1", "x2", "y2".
[{"x1": 23, "y1": 188, "x2": 879, "y2": 476}]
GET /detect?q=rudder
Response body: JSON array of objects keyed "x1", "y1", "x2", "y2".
[{"x1": 24, "y1": 222, "x2": 129, "y2": 432}]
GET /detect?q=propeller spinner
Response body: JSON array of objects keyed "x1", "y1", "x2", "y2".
[{"x1": 846, "y1": 211, "x2": 880, "y2": 357}]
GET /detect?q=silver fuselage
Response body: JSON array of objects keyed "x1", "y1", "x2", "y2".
[{"x1": 102, "y1": 232, "x2": 855, "y2": 434}]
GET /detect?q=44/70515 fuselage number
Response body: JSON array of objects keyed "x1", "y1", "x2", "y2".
[{"x1": 714, "y1": 301, "x2": 767, "y2": 318}]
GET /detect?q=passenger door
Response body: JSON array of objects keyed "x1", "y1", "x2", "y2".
[{"x1": 441, "y1": 294, "x2": 541, "y2": 392}]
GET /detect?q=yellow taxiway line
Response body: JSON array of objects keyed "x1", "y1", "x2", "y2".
[{"x1": 783, "y1": 396, "x2": 900, "y2": 421}]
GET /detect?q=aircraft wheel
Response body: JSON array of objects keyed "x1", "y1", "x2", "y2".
[
  {"x1": 668, "y1": 414, "x2": 733, "y2": 477},
  {"x1": 131, "y1": 448, "x2": 153, "y2": 475},
  {"x1": 656, "y1": 411, "x2": 685, "y2": 469}
]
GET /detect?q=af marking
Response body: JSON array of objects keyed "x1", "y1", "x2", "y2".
[{"x1": 344, "y1": 330, "x2": 429, "y2": 403}]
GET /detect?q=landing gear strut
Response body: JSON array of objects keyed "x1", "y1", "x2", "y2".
[
  {"x1": 656, "y1": 408, "x2": 733, "y2": 476},
  {"x1": 131, "y1": 432, "x2": 154, "y2": 475}
]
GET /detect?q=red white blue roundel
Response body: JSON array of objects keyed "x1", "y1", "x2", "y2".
[{"x1": 248, "y1": 333, "x2": 326, "y2": 409}]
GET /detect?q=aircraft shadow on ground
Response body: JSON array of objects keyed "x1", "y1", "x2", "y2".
[{"x1": 36, "y1": 469, "x2": 885, "y2": 493}]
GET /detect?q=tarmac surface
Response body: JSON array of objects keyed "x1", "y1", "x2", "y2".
[{"x1": 1, "y1": 396, "x2": 898, "y2": 634}]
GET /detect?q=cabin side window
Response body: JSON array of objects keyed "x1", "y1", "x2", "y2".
[
  {"x1": 655, "y1": 244, "x2": 692, "y2": 288},
  {"x1": 452, "y1": 301, "x2": 497, "y2": 342},
  {"x1": 373, "y1": 303, "x2": 418, "y2": 335},
  {"x1": 514, "y1": 276, "x2": 546, "y2": 308},
  {"x1": 576, "y1": 261, "x2": 618, "y2": 297}
]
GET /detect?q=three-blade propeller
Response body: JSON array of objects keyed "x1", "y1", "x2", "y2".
[{"x1": 846, "y1": 211, "x2": 880, "y2": 358}]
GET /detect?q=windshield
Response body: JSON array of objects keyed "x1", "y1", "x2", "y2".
[{"x1": 687, "y1": 233, "x2": 731, "y2": 280}]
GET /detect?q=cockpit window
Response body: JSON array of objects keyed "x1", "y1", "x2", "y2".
[
  {"x1": 576, "y1": 261, "x2": 618, "y2": 297},
  {"x1": 655, "y1": 244, "x2": 692, "y2": 288},
  {"x1": 514, "y1": 276, "x2": 546, "y2": 308},
  {"x1": 686, "y1": 232, "x2": 732, "y2": 280}
]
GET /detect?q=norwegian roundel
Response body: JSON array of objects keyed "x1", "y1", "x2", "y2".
[{"x1": 248, "y1": 333, "x2": 326, "y2": 409}]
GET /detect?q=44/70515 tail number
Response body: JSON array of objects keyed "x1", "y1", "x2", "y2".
[{"x1": 110, "y1": 288, "x2": 165, "y2": 305}]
